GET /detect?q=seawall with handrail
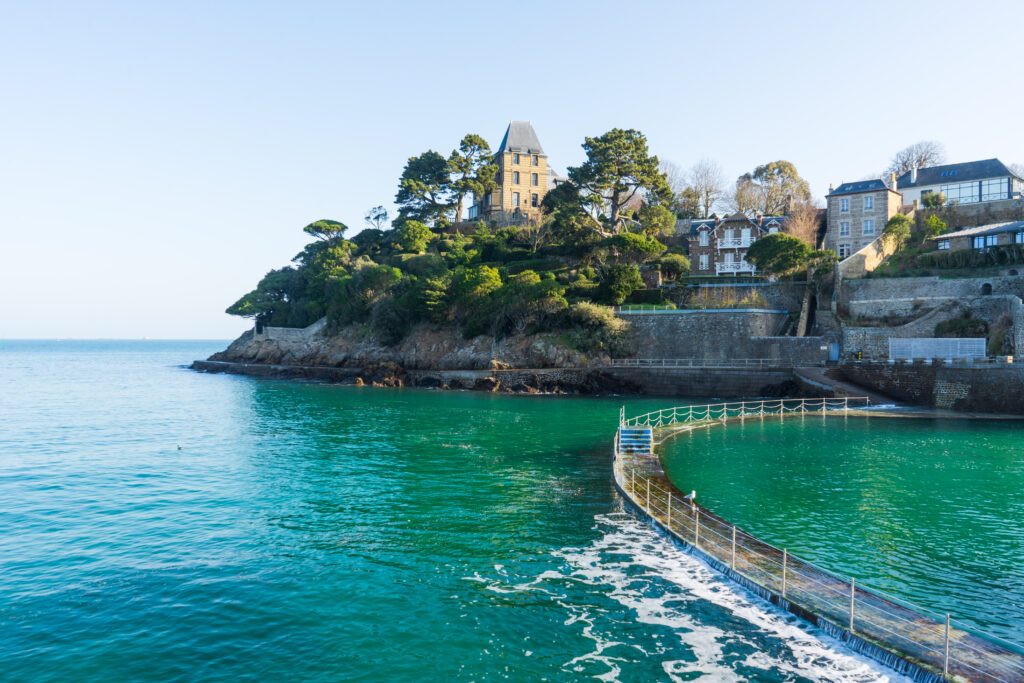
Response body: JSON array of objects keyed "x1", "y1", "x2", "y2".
[{"x1": 613, "y1": 398, "x2": 1024, "y2": 682}]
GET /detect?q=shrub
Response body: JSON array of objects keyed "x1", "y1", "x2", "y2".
[
  {"x1": 883, "y1": 215, "x2": 912, "y2": 250},
  {"x1": 626, "y1": 288, "x2": 665, "y2": 305},
  {"x1": 567, "y1": 302, "x2": 633, "y2": 356},
  {"x1": 658, "y1": 253, "x2": 691, "y2": 281},
  {"x1": 601, "y1": 264, "x2": 644, "y2": 304}
]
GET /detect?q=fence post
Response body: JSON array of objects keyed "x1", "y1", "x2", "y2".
[
  {"x1": 646, "y1": 478, "x2": 651, "y2": 511},
  {"x1": 667, "y1": 493, "x2": 672, "y2": 530},
  {"x1": 782, "y1": 549, "x2": 788, "y2": 598},
  {"x1": 731, "y1": 526, "x2": 736, "y2": 570},
  {"x1": 849, "y1": 579, "x2": 855, "y2": 632},
  {"x1": 944, "y1": 613, "x2": 950, "y2": 676},
  {"x1": 631, "y1": 468, "x2": 636, "y2": 497},
  {"x1": 694, "y1": 507, "x2": 700, "y2": 548}
]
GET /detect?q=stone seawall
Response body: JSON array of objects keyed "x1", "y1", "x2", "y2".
[
  {"x1": 602, "y1": 367, "x2": 796, "y2": 397},
  {"x1": 841, "y1": 362, "x2": 1024, "y2": 414}
]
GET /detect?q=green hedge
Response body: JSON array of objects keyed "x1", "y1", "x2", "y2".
[
  {"x1": 625, "y1": 288, "x2": 665, "y2": 305},
  {"x1": 917, "y1": 244, "x2": 1024, "y2": 270}
]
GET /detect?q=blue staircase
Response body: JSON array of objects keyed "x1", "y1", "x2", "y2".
[{"x1": 618, "y1": 427, "x2": 653, "y2": 456}]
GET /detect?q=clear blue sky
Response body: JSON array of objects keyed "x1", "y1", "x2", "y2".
[{"x1": 3, "y1": 1, "x2": 1022, "y2": 339}]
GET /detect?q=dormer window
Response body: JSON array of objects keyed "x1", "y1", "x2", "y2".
[{"x1": 698, "y1": 230, "x2": 709, "y2": 247}]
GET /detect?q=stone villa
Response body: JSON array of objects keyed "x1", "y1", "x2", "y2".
[
  {"x1": 824, "y1": 176, "x2": 903, "y2": 259},
  {"x1": 469, "y1": 121, "x2": 558, "y2": 224}
]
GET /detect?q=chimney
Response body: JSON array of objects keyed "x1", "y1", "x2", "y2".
[
  {"x1": 828, "y1": 183, "x2": 834, "y2": 193},
  {"x1": 755, "y1": 212, "x2": 763, "y2": 224},
  {"x1": 910, "y1": 167, "x2": 918, "y2": 184},
  {"x1": 889, "y1": 172, "x2": 897, "y2": 188}
]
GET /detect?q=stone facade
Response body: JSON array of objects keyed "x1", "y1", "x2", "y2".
[
  {"x1": 685, "y1": 213, "x2": 784, "y2": 276},
  {"x1": 825, "y1": 179, "x2": 903, "y2": 260},
  {"x1": 471, "y1": 121, "x2": 549, "y2": 224}
]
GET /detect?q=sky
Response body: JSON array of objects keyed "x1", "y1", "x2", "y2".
[{"x1": 2, "y1": 0, "x2": 1023, "y2": 339}]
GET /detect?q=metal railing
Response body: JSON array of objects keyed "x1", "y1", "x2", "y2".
[
  {"x1": 606, "y1": 358, "x2": 813, "y2": 369},
  {"x1": 614, "y1": 400, "x2": 1024, "y2": 681}
]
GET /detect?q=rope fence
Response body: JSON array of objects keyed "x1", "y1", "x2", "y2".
[{"x1": 614, "y1": 398, "x2": 1024, "y2": 682}]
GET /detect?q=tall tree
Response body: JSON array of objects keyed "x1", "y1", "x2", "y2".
[
  {"x1": 886, "y1": 141, "x2": 946, "y2": 178},
  {"x1": 568, "y1": 128, "x2": 671, "y2": 234},
  {"x1": 687, "y1": 158, "x2": 725, "y2": 218},
  {"x1": 395, "y1": 150, "x2": 451, "y2": 226},
  {"x1": 447, "y1": 133, "x2": 497, "y2": 223},
  {"x1": 732, "y1": 161, "x2": 811, "y2": 215},
  {"x1": 302, "y1": 219, "x2": 348, "y2": 242},
  {"x1": 364, "y1": 206, "x2": 389, "y2": 231}
]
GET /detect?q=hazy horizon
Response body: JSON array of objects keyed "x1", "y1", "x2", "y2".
[{"x1": 3, "y1": 1, "x2": 1023, "y2": 339}]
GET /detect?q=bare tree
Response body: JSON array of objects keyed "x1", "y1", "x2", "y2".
[
  {"x1": 688, "y1": 158, "x2": 726, "y2": 218},
  {"x1": 659, "y1": 160, "x2": 687, "y2": 198},
  {"x1": 886, "y1": 141, "x2": 946, "y2": 178},
  {"x1": 1009, "y1": 163, "x2": 1024, "y2": 178},
  {"x1": 784, "y1": 201, "x2": 823, "y2": 247}
]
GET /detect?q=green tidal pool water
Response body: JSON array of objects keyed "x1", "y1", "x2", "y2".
[
  {"x1": 661, "y1": 415, "x2": 1024, "y2": 643},
  {"x1": 2, "y1": 340, "x2": 1017, "y2": 681}
]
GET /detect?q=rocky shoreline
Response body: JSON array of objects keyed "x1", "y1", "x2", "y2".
[
  {"x1": 191, "y1": 359, "x2": 641, "y2": 395},
  {"x1": 195, "y1": 324, "x2": 638, "y2": 395}
]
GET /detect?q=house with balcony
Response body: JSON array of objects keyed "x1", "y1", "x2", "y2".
[
  {"x1": 896, "y1": 158, "x2": 1023, "y2": 207},
  {"x1": 686, "y1": 212, "x2": 785, "y2": 276}
]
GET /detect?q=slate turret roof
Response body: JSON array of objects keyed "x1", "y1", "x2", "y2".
[{"x1": 498, "y1": 121, "x2": 544, "y2": 155}]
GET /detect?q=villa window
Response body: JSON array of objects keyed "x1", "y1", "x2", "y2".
[
  {"x1": 699, "y1": 254, "x2": 709, "y2": 270},
  {"x1": 513, "y1": 171, "x2": 520, "y2": 184},
  {"x1": 840, "y1": 198, "x2": 849, "y2": 212},
  {"x1": 512, "y1": 192, "x2": 520, "y2": 207},
  {"x1": 973, "y1": 235, "x2": 996, "y2": 250},
  {"x1": 937, "y1": 239, "x2": 950, "y2": 250},
  {"x1": 838, "y1": 243, "x2": 851, "y2": 258},
  {"x1": 981, "y1": 178, "x2": 1010, "y2": 201},
  {"x1": 699, "y1": 231, "x2": 709, "y2": 247},
  {"x1": 532, "y1": 173, "x2": 538, "y2": 186},
  {"x1": 839, "y1": 221, "x2": 850, "y2": 236},
  {"x1": 531, "y1": 193, "x2": 538, "y2": 207},
  {"x1": 863, "y1": 219, "x2": 875, "y2": 236},
  {"x1": 532, "y1": 154, "x2": 539, "y2": 166},
  {"x1": 513, "y1": 153, "x2": 520, "y2": 164},
  {"x1": 864, "y1": 196, "x2": 874, "y2": 210},
  {"x1": 1016, "y1": 232, "x2": 1024, "y2": 244}
]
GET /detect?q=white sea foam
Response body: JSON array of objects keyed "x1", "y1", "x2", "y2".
[{"x1": 472, "y1": 510, "x2": 911, "y2": 682}]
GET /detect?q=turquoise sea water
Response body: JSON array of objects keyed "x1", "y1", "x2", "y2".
[
  {"x1": 0, "y1": 340, "x2": 979, "y2": 682},
  {"x1": 661, "y1": 416, "x2": 1024, "y2": 644}
]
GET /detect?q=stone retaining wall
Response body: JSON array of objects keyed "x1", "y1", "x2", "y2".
[
  {"x1": 842, "y1": 295, "x2": 1020, "y2": 359},
  {"x1": 840, "y1": 275, "x2": 1024, "y2": 319}
]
